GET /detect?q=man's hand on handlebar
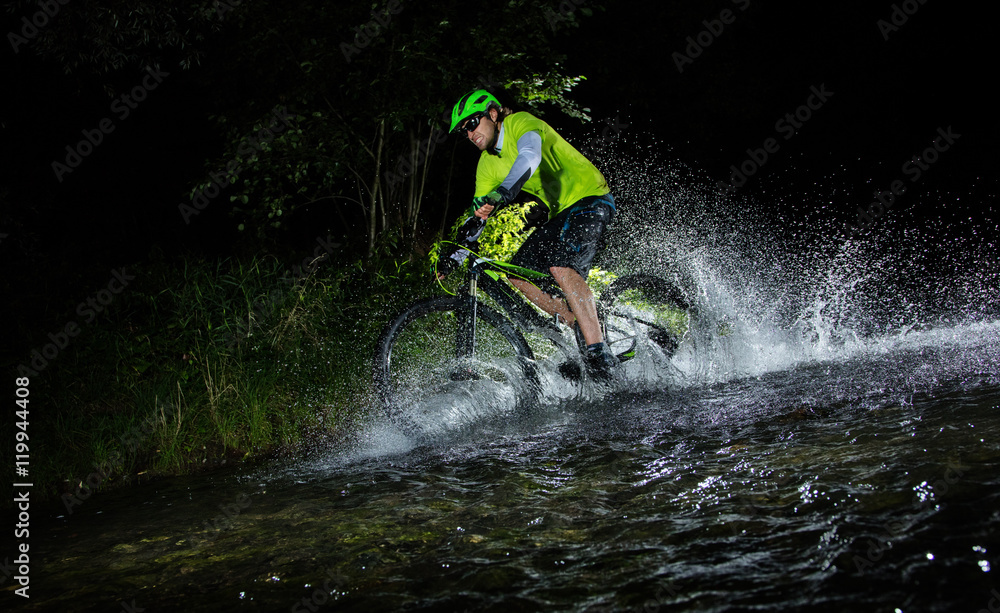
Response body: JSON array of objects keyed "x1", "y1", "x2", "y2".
[
  {"x1": 474, "y1": 203, "x2": 494, "y2": 220},
  {"x1": 470, "y1": 187, "x2": 512, "y2": 219},
  {"x1": 436, "y1": 187, "x2": 512, "y2": 280}
]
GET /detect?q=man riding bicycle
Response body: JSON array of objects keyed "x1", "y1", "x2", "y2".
[{"x1": 440, "y1": 89, "x2": 619, "y2": 379}]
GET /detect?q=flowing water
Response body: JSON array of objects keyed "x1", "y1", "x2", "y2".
[{"x1": 26, "y1": 159, "x2": 1000, "y2": 612}]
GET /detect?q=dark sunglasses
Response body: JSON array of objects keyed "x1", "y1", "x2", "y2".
[{"x1": 457, "y1": 113, "x2": 486, "y2": 134}]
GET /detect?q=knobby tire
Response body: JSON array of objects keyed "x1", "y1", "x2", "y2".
[
  {"x1": 599, "y1": 274, "x2": 693, "y2": 361},
  {"x1": 372, "y1": 296, "x2": 537, "y2": 422}
]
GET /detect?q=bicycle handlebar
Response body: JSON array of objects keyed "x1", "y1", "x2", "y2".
[{"x1": 435, "y1": 198, "x2": 523, "y2": 282}]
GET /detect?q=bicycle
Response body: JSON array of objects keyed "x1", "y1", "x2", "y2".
[{"x1": 371, "y1": 221, "x2": 696, "y2": 427}]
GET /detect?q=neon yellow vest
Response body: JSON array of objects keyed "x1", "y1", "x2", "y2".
[{"x1": 474, "y1": 112, "x2": 609, "y2": 218}]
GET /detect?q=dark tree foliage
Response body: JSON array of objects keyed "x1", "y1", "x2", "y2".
[{"x1": 11, "y1": 0, "x2": 599, "y2": 258}]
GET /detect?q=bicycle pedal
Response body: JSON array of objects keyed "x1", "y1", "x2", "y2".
[{"x1": 615, "y1": 349, "x2": 636, "y2": 363}]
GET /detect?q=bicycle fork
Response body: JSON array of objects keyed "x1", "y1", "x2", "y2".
[{"x1": 451, "y1": 268, "x2": 480, "y2": 380}]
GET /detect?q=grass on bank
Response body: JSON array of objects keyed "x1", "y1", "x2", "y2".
[
  {"x1": 5, "y1": 201, "x2": 681, "y2": 506},
  {"x1": 4, "y1": 248, "x2": 437, "y2": 504}
]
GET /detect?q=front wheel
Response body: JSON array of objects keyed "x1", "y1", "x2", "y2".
[
  {"x1": 599, "y1": 274, "x2": 694, "y2": 362},
  {"x1": 372, "y1": 296, "x2": 538, "y2": 428}
]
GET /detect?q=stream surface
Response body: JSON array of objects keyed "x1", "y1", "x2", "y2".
[
  {"x1": 24, "y1": 163, "x2": 1000, "y2": 612},
  {"x1": 26, "y1": 319, "x2": 1000, "y2": 612}
]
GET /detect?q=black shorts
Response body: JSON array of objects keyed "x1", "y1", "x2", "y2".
[{"x1": 510, "y1": 193, "x2": 616, "y2": 279}]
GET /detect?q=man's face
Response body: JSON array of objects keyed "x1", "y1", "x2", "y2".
[{"x1": 463, "y1": 108, "x2": 497, "y2": 151}]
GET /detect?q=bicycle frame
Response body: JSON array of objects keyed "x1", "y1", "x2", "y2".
[
  {"x1": 374, "y1": 252, "x2": 691, "y2": 415},
  {"x1": 455, "y1": 257, "x2": 579, "y2": 363}
]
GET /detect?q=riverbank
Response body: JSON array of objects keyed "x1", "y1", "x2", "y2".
[
  {"x1": 2, "y1": 204, "x2": 551, "y2": 507},
  {"x1": 2, "y1": 247, "x2": 439, "y2": 507}
]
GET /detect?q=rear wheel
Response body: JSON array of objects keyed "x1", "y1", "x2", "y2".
[
  {"x1": 599, "y1": 274, "x2": 693, "y2": 362},
  {"x1": 372, "y1": 296, "x2": 537, "y2": 425}
]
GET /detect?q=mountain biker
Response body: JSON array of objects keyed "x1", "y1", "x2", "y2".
[{"x1": 441, "y1": 89, "x2": 619, "y2": 379}]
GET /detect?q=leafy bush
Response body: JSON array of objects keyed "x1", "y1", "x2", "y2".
[
  {"x1": 11, "y1": 249, "x2": 440, "y2": 502},
  {"x1": 428, "y1": 200, "x2": 538, "y2": 272}
]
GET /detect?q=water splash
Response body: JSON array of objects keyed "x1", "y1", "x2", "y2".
[
  {"x1": 352, "y1": 137, "x2": 998, "y2": 446},
  {"x1": 593, "y1": 136, "x2": 998, "y2": 392}
]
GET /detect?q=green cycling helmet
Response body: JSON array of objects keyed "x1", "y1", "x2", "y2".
[{"x1": 449, "y1": 89, "x2": 501, "y2": 133}]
